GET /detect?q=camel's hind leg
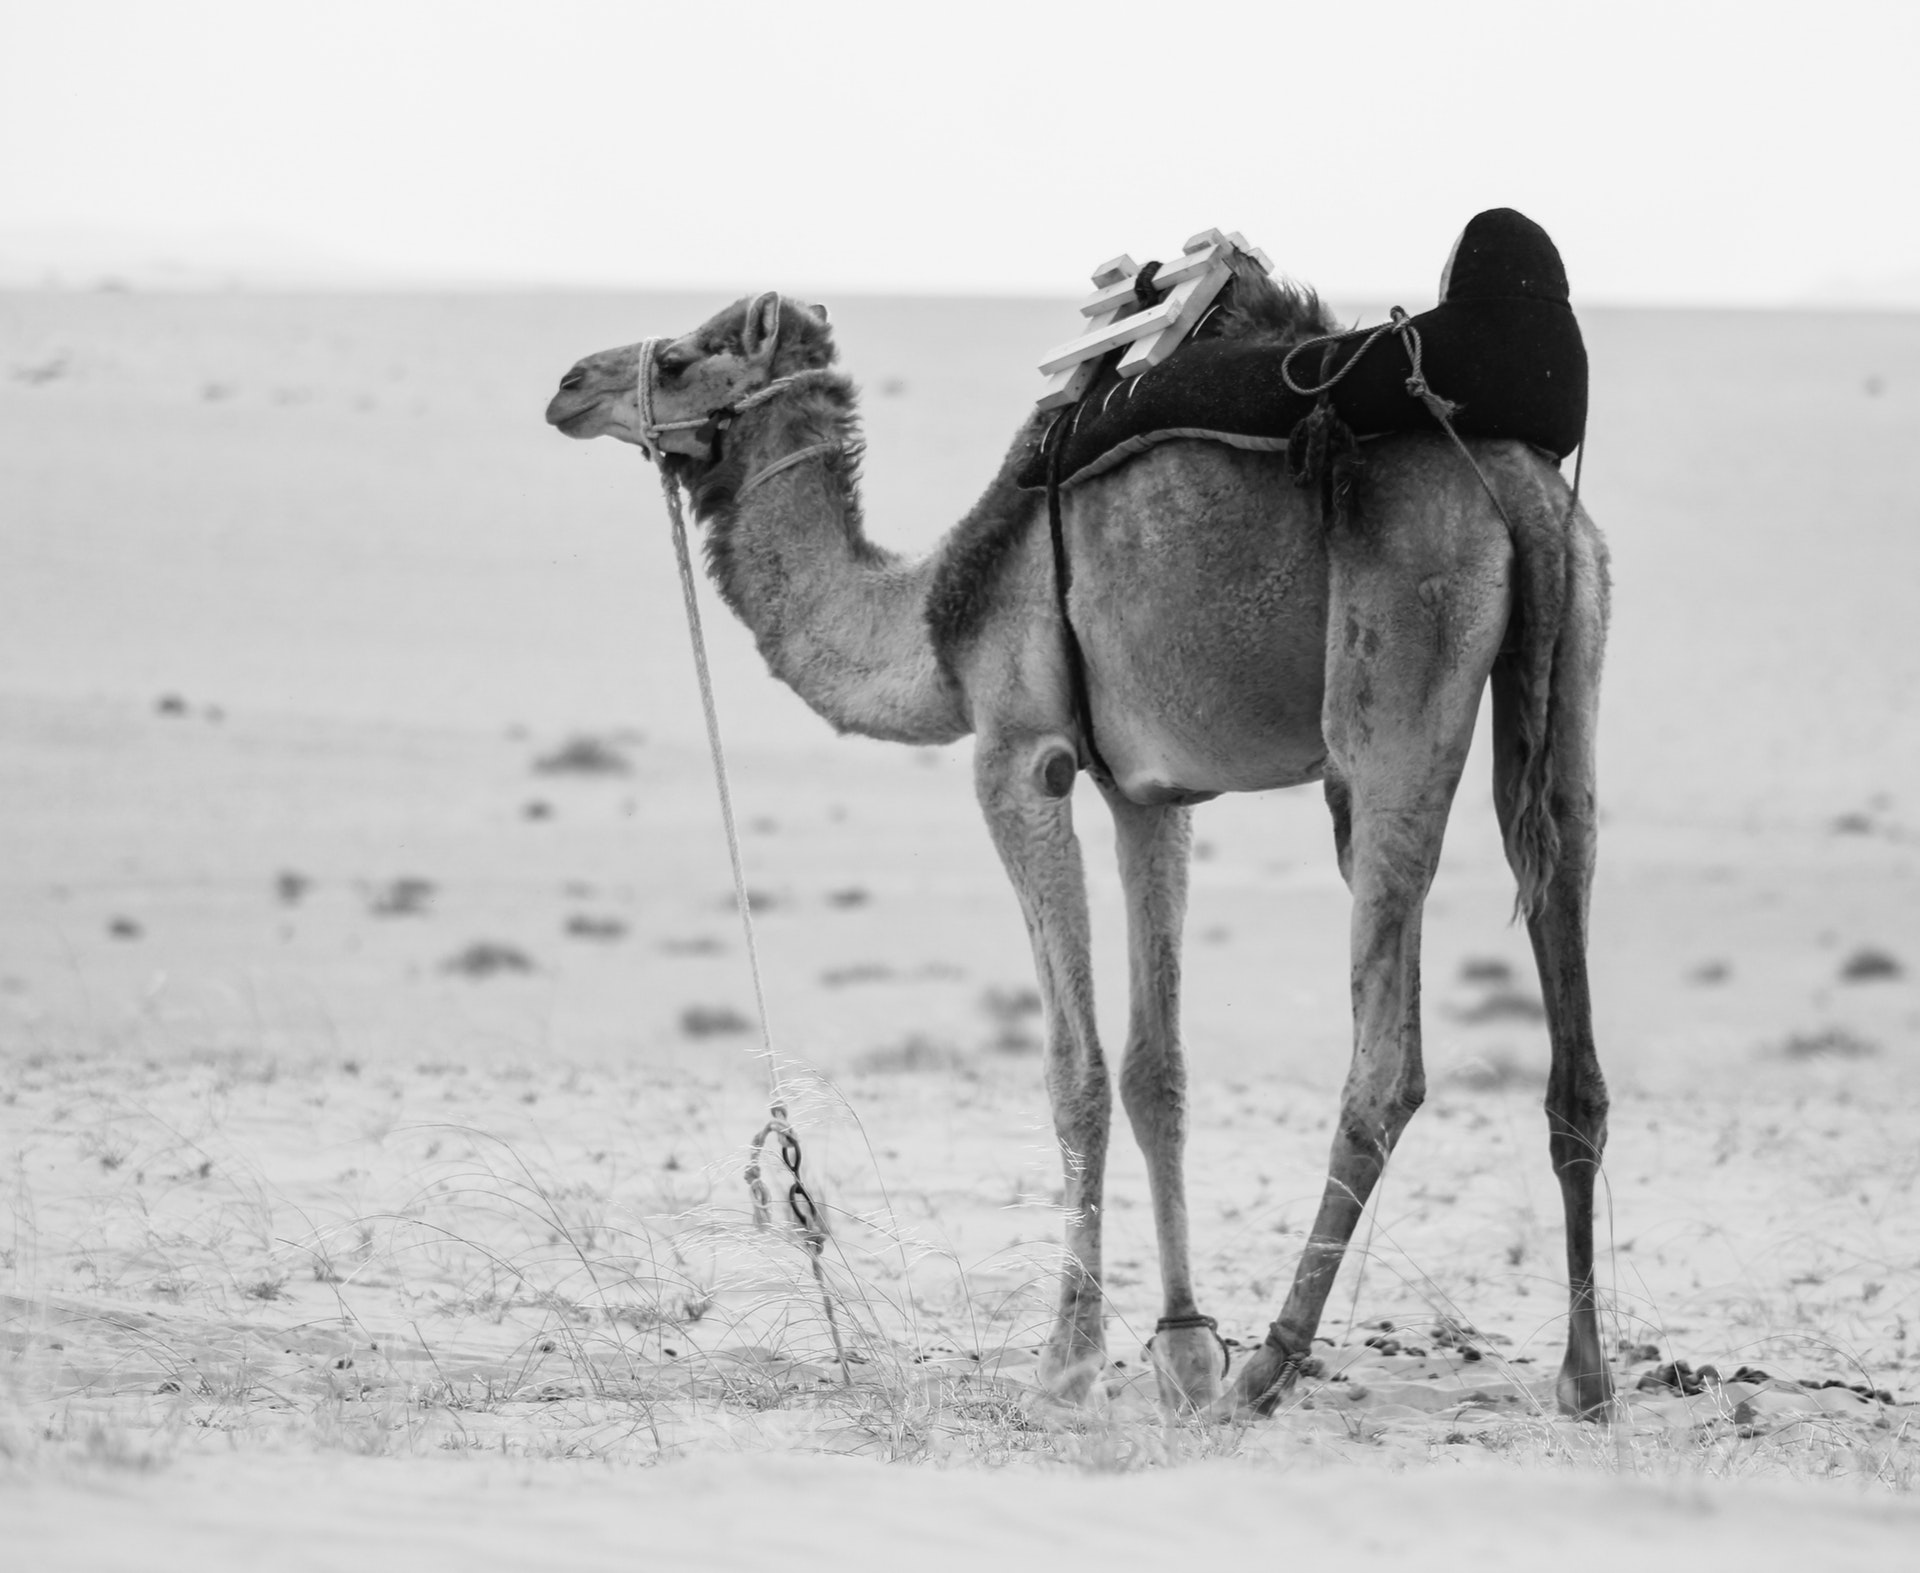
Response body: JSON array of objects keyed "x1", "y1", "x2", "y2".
[
  {"x1": 975, "y1": 729, "x2": 1112, "y2": 1401},
  {"x1": 1227, "y1": 493, "x2": 1510, "y2": 1415},
  {"x1": 1100, "y1": 786, "x2": 1222, "y2": 1414},
  {"x1": 1493, "y1": 516, "x2": 1614, "y2": 1419}
]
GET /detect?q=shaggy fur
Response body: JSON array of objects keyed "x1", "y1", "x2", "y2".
[
  {"x1": 682, "y1": 294, "x2": 839, "y2": 376},
  {"x1": 652, "y1": 299, "x2": 884, "y2": 623},
  {"x1": 920, "y1": 412, "x2": 1048, "y2": 682},
  {"x1": 672, "y1": 377, "x2": 879, "y2": 618},
  {"x1": 1195, "y1": 254, "x2": 1339, "y2": 345}
]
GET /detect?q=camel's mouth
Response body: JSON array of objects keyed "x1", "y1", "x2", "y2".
[{"x1": 544, "y1": 391, "x2": 604, "y2": 438}]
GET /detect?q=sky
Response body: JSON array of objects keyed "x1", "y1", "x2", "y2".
[{"x1": 3, "y1": 0, "x2": 1918, "y2": 305}]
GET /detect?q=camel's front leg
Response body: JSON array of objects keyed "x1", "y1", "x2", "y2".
[
  {"x1": 1102, "y1": 786, "x2": 1220, "y2": 1415},
  {"x1": 976, "y1": 731, "x2": 1111, "y2": 1401}
]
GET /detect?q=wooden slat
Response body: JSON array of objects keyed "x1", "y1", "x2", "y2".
[
  {"x1": 1076, "y1": 242, "x2": 1224, "y2": 317},
  {"x1": 1224, "y1": 231, "x2": 1274, "y2": 273},
  {"x1": 1079, "y1": 276, "x2": 1147, "y2": 319},
  {"x1": 1034, "y1": 230, "x2": 1273, "y2": 406},
  {"x1": 1038, "y1": 294, "x2": 1185, "y2": 377},
  {"x1": 1038, "y1": 255, "x2": 1140, "y2": 411},
  {"x1": 1036, "y1": 332, "x2": 1115, "y2": 411},
  {"x1": 1114, "y1": 258, "x2": 1235, "y2": 376}
]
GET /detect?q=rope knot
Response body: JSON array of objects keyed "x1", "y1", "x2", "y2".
[
  {"x1": 1386, "y1": 306, "x2": 1462, "y2": 424},
  {"x1": 1404, "y1": 375, "x2": 1460, "y2": 423}
]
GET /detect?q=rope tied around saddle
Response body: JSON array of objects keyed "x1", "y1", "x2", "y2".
[
  {"x1": 640, "y1": 329, "x2": 852, "y2": 1385},
  {"x1": 1044, "y1": 403, "x2": 1114, "y2": 785},
  {"x1": 1280, "y1": 307, "x2": 1512, "y2": 537}
]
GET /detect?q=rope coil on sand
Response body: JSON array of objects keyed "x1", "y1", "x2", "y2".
[{"x1": 636, "y1": 332, "x2": 852, "y2": 1385}]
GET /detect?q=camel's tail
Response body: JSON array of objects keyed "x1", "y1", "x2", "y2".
[{"x1": 1491, "y1": 458, "x2": 1609, "y2": 921}]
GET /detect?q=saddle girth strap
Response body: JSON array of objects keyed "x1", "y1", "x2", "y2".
[{"x1": 1046, "y1": 407, "x2": 1112, "y2": 785}]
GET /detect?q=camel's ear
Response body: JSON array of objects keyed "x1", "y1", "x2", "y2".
[
  {"x1": 808, "y1": 301, "x2": 830, "y2": 325},
  {"x1": 741, "y1": 291, "x2": 782, "y2": 362}
]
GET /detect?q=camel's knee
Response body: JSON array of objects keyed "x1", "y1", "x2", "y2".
[
  {"x1": 1335, "y1": 1068, "x2": 1425, "y2": 1166},
  {"x1": 1396, "y1": 1062, "x2": 1428, "y2": 1123},
  {"x1": 1545, "y1": 1063, "x2": 1608, "y2": 1171},
  {"x1": 1119, "y1": 1036, "x2": 1186, "y2": 1137},
  {"x1": 976, "y1": 732, "x2": 1082, "y2": 806},
  {"x1": 1046, "y1": 1056, "x2": 1112, "y2": 1134},
  {"x1": 1341, "y1": 800, "x2": 1454, "y2": 915}
]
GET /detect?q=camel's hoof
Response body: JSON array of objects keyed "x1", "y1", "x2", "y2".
[
  {"x1": 1209, "y1": 1342, "x2": 1303, "y2": 1422},
  {"x1": 1037, "y1": 1344, "x2": 1106, "y2": 1406},
  {"x1": 1146, "y1": 1323, "x2": 1225, "y2": 1416},
  {"x1": 1556, "y1": 1363, "x2": 1617, "y2": 1421}
]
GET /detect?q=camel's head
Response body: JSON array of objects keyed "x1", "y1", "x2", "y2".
[{"x1": 544, "y1": 291, "x2": 836, "y2": 456}]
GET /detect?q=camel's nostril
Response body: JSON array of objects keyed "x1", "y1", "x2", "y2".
[{"x1": 559, "y1": 367, "x2": 586, "y2": 391}]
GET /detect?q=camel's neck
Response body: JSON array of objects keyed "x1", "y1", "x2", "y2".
[{"x1": 685, "y1": 383, "x2": 968, "y2": 745}]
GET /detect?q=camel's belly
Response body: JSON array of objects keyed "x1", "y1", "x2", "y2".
[
  {"x1": 1090, "y1": 672, "x2": 1329, "y2": 804},
  {"x1": 1100, "y1": 720, "x2": 1327, "y2": 804},
  {"x1": 1068, "y1": 445, "x2": 1330, "y2": 802}
]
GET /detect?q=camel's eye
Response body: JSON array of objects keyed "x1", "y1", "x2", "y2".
[{"x1": 657, "y1": 345, "x2": 698, "y2": 377}]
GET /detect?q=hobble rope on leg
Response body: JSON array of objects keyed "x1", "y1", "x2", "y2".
[{"x1": 1148, "y1": 1312, "x2": 1232, "y2": 1379}]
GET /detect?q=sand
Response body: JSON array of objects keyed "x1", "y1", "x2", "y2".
[{"x1": 5, "y1": 287, "x2": 1920, "y2": 1562}]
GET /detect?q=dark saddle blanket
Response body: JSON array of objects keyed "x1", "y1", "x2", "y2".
[{"x1": 1016, "y1": 208, "x2": 1587, "y2": 492}]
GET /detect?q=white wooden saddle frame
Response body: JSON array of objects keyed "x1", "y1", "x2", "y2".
[{"x1": 1036, "y1": 228, "x2": 1274, "y2": 412}]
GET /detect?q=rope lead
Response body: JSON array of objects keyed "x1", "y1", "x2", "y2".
[{"x1": 651, "y1": 361, "x2": 852, "y2": 1384}]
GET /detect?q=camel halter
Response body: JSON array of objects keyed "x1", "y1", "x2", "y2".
[
  {"x1": 631, "y1": 334, "x2": 842, "y2": 473},
  {"x1": 637, "y1": 326, "x2": 852, "y2": 1383}
]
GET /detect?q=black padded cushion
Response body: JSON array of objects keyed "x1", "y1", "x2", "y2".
[
  {"x1": 1440, "y1": 206, "x2": 1570, "y2": 304},
  {"x1": 1015, "y1": 208, "x2": 1586, "y2": 492}
]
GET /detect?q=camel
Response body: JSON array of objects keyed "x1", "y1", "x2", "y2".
[{"x1": 543, "y1": 269, "x2": 1613, "y2": 1420}]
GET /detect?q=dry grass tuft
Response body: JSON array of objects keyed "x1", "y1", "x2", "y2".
[
  {"x1": 1451, "y1": 989, "x2": 1548, "y2": 1025},
  {"x1": 4, "y1": 1049, "x2": 1917, "y2": 1492},
  {"x1": 441, "y1": 941, "x2": 536, "y2": 978},
  {"x1": 1776, "y1": 1027, "x2": 1881, "y2": 1061},
  {"x1": 680, "y1": 1005, "x2": 752, "y2": 1037},
  {"x1": 1442, "y1": 1049, "x2": 1547, "y2": 1091},
  {"x1": 1840, "y1": 947, "x2": 1904, "y2": 983},
  {"x1": 532, "y1": 735, "x2": 633, "y2": 775},
  {"x1": 368, "y1": 877, "x2": 435, "y2": 917},
  {"x1": 852, "y1": 1035, "x2": 969, "y2": 1075}
]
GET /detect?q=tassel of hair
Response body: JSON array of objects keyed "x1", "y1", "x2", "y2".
[{"x1": 1288, "y1": 396, "x2": 1362, "y2": 530}]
